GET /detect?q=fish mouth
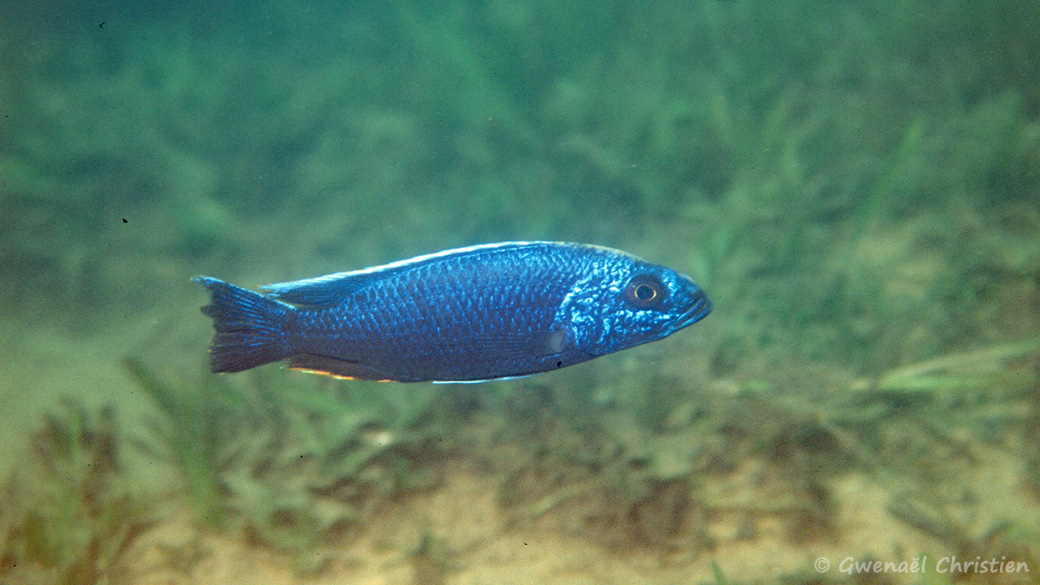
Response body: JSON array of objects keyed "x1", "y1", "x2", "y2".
[{"x1": 676, "y1": 292, "x2": 712, "y2": 329}]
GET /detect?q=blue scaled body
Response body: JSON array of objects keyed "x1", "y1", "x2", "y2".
[{"x1": 194, "y1": 242, "x2": 711, "y2": 382}]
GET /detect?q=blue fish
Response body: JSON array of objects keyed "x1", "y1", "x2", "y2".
[{"x1": 194, "y1": 242, "x2": 711, "y2": 382}]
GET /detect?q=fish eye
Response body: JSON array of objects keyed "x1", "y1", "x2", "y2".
[
  {"x1": 634, "y1": 283, "x2": 656, "y2": 301},
  {"x1": 624, "y1": 274, "x2": 665, "y2": 308}
]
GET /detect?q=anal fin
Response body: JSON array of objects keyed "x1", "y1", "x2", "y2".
[{"x1": 287, "y1": 354, "x2": 421, "y2": 382}]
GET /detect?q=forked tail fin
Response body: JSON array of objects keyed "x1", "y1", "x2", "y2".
[{"x1": 193, "y1": 276, "x2": 294, "y2": 373}]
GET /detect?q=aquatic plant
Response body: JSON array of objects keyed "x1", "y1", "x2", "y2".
[
  {"x1": 483, "y1": 329, "x2": 1040, "y2": 565},
  {"x1": 710, "y1": 561, "x2": 732, "y2": 585},
  {"x1": 849, "y1": 337, "x2": 1040, "y2": 396},
  {"x1": 0, "y1": 399, "x2": 153, "y2": 585},
  {"x1": 124, "y1": 358, "x2": 241, "y2": 528},
  {"x1": 124, "y1": 358, "x2": 447, "y2": 573},
  {"x1": 407, "y1": 526, "x2": 453, "y2": 585},
  {"x1": 6, "y1": 0, "x2": 1037, "y2": 375},
  {"x1": 491, "y1": 378, "x2": 835, "y2": 549}
]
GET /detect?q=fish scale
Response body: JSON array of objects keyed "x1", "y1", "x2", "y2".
[{"x1": 194, "y1": 241, "x2": 711, "y2": 382}]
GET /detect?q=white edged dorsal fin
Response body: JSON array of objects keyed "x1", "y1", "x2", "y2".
[{"x1": 260, "y1": 242, "x2": 546, "y2": 306}]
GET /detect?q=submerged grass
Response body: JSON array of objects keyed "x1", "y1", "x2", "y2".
[
  {"x1": 123, "y1": 358, "x2": 241, "y2": 529},
  {"x1": 0, "y1": 400, "x2": 154, "y2": 585},
  {"x1": 3, "y1": 0, "x2": 1037, "y2": 365},
  {"x1": 481, "y1": 328, "x2": 1040, "y2": 565},
  {"x1": 123, "y1": 358, "x2": 448, "y2": 573},
  {"x1": 851, "y1": 337, "x2": 1040, "y2": 394}
]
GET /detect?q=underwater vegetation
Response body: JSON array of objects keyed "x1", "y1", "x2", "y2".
[
  {"x1": 3, "y1": 0, "x2": 1038, "y2": 370},
  {"x1": 0, "y1": 400, "x2": 153, "y2": 585},
  {"x1": 480, "y1": 336, "x2": 1040, "y2": 577},
  {"x1": 4, "y1": 337, "x2": 1037, "y2": 581},
  {"x1": 124, "y1": 358, "x2": 448, "y2": 574}
]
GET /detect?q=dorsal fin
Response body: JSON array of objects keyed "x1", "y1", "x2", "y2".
[
  {"x1": 259, "y1": 242, "x2": 552, "y2": 307},
  {"x1": 260, "y1": 271, "x2": 380, "y2": 306}
]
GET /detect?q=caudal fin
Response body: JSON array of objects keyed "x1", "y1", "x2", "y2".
[{"x1": 194, "y1": 276, "x2": 293, "y2": 373}]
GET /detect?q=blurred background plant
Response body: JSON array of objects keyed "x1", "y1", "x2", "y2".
[
  {"x1": 2, "y1": 0, "x2": 1036, "y2": 359},
  {"x1": 0, "y1": 400, "x2": 154, "y2": 585},
  {"x1": 123, "y1": 359, "x2": 448, "y2": 574}
]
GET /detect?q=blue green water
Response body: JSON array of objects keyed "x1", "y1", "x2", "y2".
[{"x1": 2, "y1": 0, "x2": 1038, "y2": 582}]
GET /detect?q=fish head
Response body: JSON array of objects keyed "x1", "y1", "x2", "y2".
[{"x1": 568, "y1": 256, "x2": 712, "y2": 357}]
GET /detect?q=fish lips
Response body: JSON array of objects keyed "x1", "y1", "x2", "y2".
[{"x1": 674, "y1": 291, "x2": 712, "y2": 330}]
